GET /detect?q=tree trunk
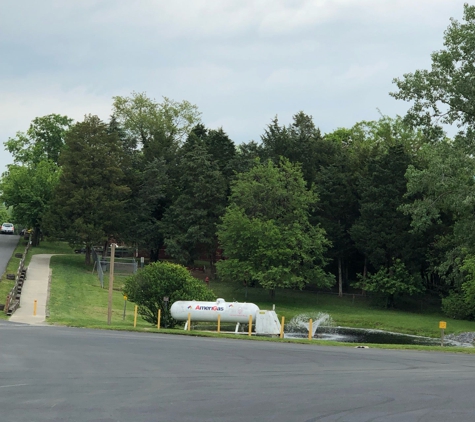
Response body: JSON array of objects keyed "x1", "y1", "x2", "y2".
[
  {"x1": 32, "y1": 226, "x2": 41, "y2": 247},
  {"x1": 338, "y1": 257, "x2": 343, "y2": 297},
  {"x1": 102, "y1": 240, "x2": 109, "y2": 259},
  {"x1": 362, "y1": 257, "x2": 367, "y2": 296},
  {"x1": 85, "y1": 245, "x2": 91, "y2": 265},
  {"x1": 269, "y1": 288, "x2": 275, "y2": 300},
  {"x1": 150, "y1": 249, "x2": 159, "y2": 263},
  {"x1": 345, "y1": 262, "x2": 349, "y2": 289}
]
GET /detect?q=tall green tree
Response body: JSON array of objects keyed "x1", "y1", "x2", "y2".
[
  {"x1": 391, "y1": 4, "x2": 475, "y2": 142},
  {"x1": 5, "y1": 114, "x2": 73, "y2": 166},
  {"x1": 112, "y1": 92, "x2": 201, "y2": 154},
  {"x1": 217, "y1": 159, "x2": 333, "y2": 297},
  {"x1": 0, "y1": 160, "x2": 60, "y2": 245},
  {"x1": 401, "y1": 138, "x2": 475, "y2": 315},
  {"x1": 350, "y1": 144, "x2": 425, "y2": 306},
  {"x1": 45, "y1": 115, "x2": 131, "y2": 264},
  {"x1": 1, "y1": 114, "x2": 71, "y2": 245},
  {"x1": 261, "y1": 112, "x2": 323, "y2": 186},
  {"x1": 129, "y1": 157, "x2": 170, "y2": 262},
  {"x1": 161, "y1": 140, "x2": 227, "y2": 267}
]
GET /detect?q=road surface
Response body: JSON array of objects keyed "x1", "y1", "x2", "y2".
[
  {"x1": 0, "y1": 233, "x2": 19, "y2": 276},
  {"x1": 0, "y1": 324, "x2": 473, "y2": 421}
]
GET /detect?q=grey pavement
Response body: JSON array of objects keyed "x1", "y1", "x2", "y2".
[
  {"x1": 1, "y1": 326, "x2": 475, "y2": 421},
  {"x1": 9, "y1": 254, "x2": 53, "y2": 325}
]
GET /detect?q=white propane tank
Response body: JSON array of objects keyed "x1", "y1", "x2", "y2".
[{"x1": 170, "y1": 298, "x2": 259, "y2": 323}]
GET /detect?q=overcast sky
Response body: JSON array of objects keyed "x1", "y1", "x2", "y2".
[{"x1": 0, "y1": 0, "x2": 467, "y2": 174}]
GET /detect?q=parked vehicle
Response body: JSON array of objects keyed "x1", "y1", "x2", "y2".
[{"x1": 1, "y1": 223, "x2": 15, "y2": 234}]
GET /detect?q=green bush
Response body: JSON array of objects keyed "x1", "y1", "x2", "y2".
[
  {"x1": 124, "y1": 261, "x2": 215, "y2": 327},
  {"x1": 441, "y1": 291, "x2": 475, "y2": 320}
]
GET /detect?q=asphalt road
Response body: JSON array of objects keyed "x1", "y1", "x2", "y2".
[
  {"x1": 1, "y1": 324, "x2": 474, "y2": 421},
  {"x1": 0, "y1": 233, "x2": 19, "y2": 275}
]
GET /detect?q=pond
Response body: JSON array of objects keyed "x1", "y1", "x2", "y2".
[{"x1": 285, "y1": 326, "x2": 472, "y2": 347}]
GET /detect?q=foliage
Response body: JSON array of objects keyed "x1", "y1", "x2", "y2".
[
  {"x1": 44, "y1": 115, "x2": 131, "y2": 263},
  {"x1": 353, "y1": 259, "x2": 423, "y2": 307},
  {"x1": 0, "y1": 203, "x2": 10, "y2": 223},
  {"x1": 350, "y1": 144, "x2": 421, "y2": 271},
  {"x1": 441, "y1": 292, "x2": 475, "y2": 320},
  {"x1": 261, "y1": 112, "x2": 323, "y2": 186},
  {"x1": 217, "y1": 159, "x2": 333, "y2": 295},
  {"x1": 0, "y1": 160, "x2": 60, "y2": 245},
  {"x1": 400, "y1": 138, "x2": 475, "y2": 293},
  {"x1": 4, "y1": 114, "x2": 73, "y2": 166},
  {"x1": 112, "y1": 92, "x2": 201, "y2": 150},
  {"x1": 162, "y1": 139, "x2": 227, "y2": 265},
  {"x1": 391, "y1": 4, "x2": 475, "y2": 139},
  {"x1": 441, "y1": 254, "x2": 475, "y2": 320},
  {"x1": 128, "y1": 157, "x2": 170, "y2": 261},
  {"x1": 123, "y1": 261, "x2": 215, "y2": 327}
]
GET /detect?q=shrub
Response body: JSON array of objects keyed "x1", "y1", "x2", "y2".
[
  {"x1": 441, "y1": 292, "x2": 475, "y2": 320},
  {"x1": 124, "y1": 261, "x2": 215, "y2": 327}
]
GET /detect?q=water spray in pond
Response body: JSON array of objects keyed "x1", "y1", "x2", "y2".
[{"x1": 286, "y1": 312, "x2": 334, "y2": 337}]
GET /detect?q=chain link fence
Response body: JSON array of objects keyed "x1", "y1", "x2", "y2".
[{"x1": 92, "y1": 248, "x2": 138, "y2": 288}]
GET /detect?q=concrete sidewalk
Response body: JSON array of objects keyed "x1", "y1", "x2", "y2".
[{"x1": 9, "y1": 254, "x2": 54, "y2": 325}]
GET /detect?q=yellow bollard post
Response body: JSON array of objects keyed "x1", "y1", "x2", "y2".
[
  {"x1": 134, "y1": 305, "x2": 138, "y2": 328},
  {"x1": 248, "y1": 314, "x2": 252, "y2": 337},
  {"x1": 33, "y1": 300, "x2": 37, "y2": 316},
  {"x1": 187, "y1": 312, "x2": 191, "y2": 331},
  {"x1": 157, "y1": 309, "x2": 161, "y2": 330},
  {"x1": 280, "y1": 316, "x2": 285, "y2": 339},
  {"x1": 217, "y1": 313, "x2": 221, "y2": 333},
  {"x1": 439, "y1": 321, "x2": 447, "y2": 347},
  {"x1": 308, "y1": 319, "x2": 313, "y2": 340}
]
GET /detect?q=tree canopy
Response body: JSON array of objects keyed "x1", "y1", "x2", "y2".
[
  {"x1": 44, "y1": 115, "x2": 131, "y2": 263},
  {"x1": 217, "y1": 159, "x2": 333, "y2": 296}
]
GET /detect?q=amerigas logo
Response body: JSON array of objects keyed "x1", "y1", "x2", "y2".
[{"x1": 195, "y1": 305, "x2": 224, "y2": 311}]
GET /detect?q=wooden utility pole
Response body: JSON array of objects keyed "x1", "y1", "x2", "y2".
[{"x1": 107, "y1": 243, "x2": 116, "y2": 325}]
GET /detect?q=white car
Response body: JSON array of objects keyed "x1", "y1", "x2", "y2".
[{"x1": 1, "y1": 223, "x2": 14, "y2": 234}]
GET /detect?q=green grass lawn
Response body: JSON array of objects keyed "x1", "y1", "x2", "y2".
[
  {"x1": 7, "y1": 241, "x2": 475, "y2": 351},
  {"x1": 210, "y1": 281, "x2": 475, "y2": 338},
  {"x1": 47, "y1": 253, "x2": 150, "y2": 329}
]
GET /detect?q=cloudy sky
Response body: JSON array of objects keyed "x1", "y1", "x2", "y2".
[{"x1": 0, "y1": 0, "x2": 467, "y2": 173}]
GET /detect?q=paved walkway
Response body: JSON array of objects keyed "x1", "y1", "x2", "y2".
[{"x1": 9, "y1": 254, "x2": 53, "y2": 325}]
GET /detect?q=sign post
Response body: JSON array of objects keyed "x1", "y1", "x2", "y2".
[
  {"x1": 439, "y1": 321, "x2": 446, "y2": 347},
  {"x1": 123, "y1": 295, "x2": 127, "y2": 320},
  {"x1": 107, "y1": 243, "x2": 116, "y2": 325},
  {"x1": 163, "y1": 296, "x2": 169, "y2": 328}
]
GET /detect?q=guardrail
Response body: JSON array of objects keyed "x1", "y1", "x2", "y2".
[{"x1": 4, "y1": 238, "x2": 31, "y2": 316}]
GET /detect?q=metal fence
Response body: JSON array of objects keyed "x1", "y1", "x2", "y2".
[
  {"x1": 92, "y1": 248, "x2": 138, "y2": 288},
  {"x1": 4, "y1": 240, "x2": 30, "y2": 315}
]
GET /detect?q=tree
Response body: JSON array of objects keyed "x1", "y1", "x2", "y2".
[
  {"x1": 162, "y1": 140, "x2": 227, "y2": 267},
  {"x1": 353, "y1": 259, "x2": 423, "y2": 308},
  {"x1": 350, "y1": 145, "x2": 419, "y2": 272},
  {"x1": 401, "y1": 138, "x2": 475, "y2": 312},
  {"x1": 112, "y1": 92, "x2": 201, "y2": 152},
  {"x1": 0, "y1": 203, "x2": 9, "y2": 223},
  {"x1": 45, "y1": 115, "x2": 131, "y2": 264},
  {"x1": 261, "y1": 112, "x2": 323, "y2": 186},
  {"x1": 127, "y1": 157, "x2": 170, "y2": 262},
  {"x1": 217, "y1": 159, "x2": 333, "y2": 297},
  {"x1": 391, "y1": 4, "x2": 475, "y2": 141},
  {"x1": 312, "y1": 135, "x2": 358, "y2": 297},
  {"x1": 0, "y1": 161, "x2": 60, "y2": 246},
  {"x1": 123, "y1": 261, "x2": 215, "y2": 327},
  {"x1": 5, "y1": 114, "x2": 73, "y2": 166}
]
